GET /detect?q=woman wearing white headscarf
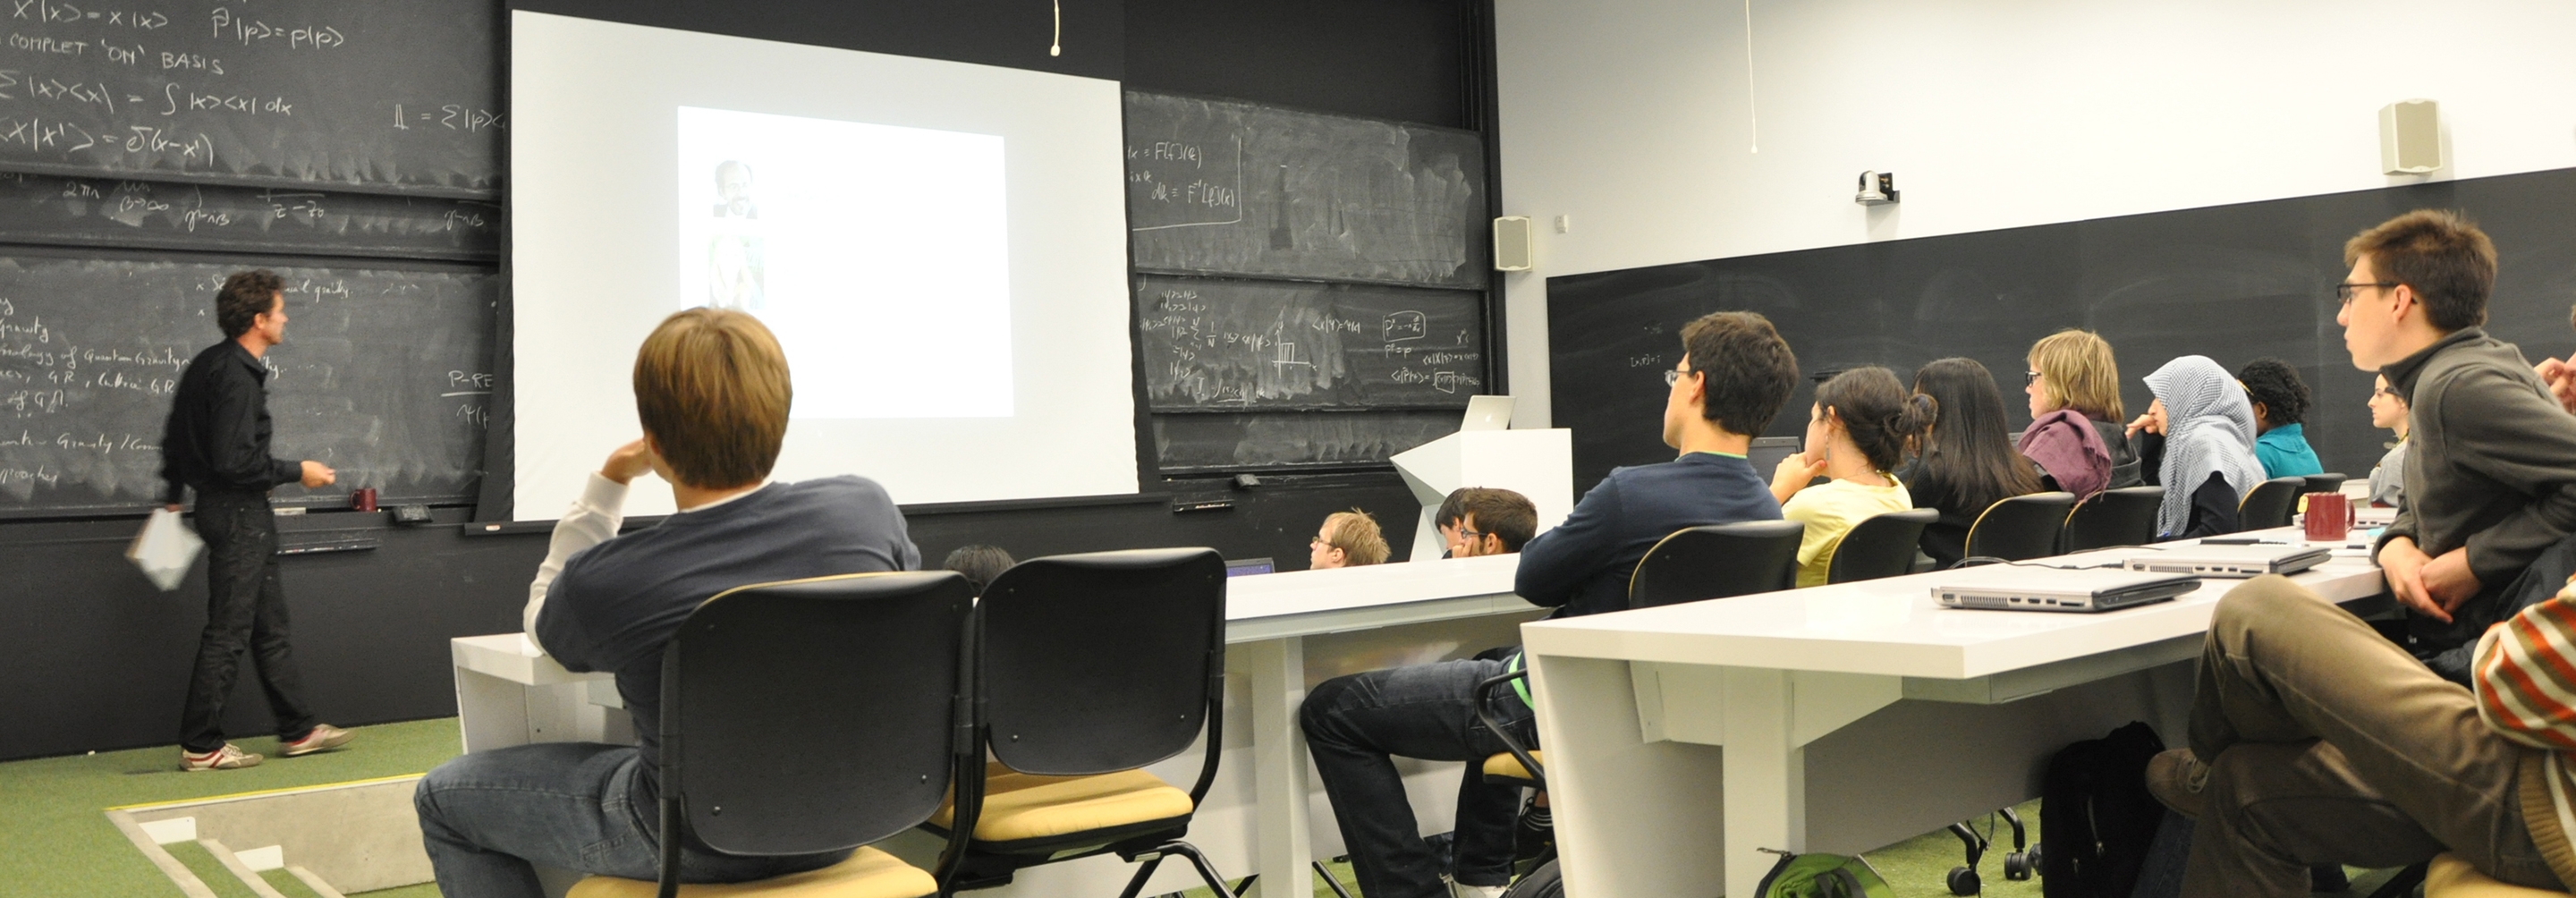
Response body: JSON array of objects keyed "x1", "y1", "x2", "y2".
[{"x1": 2128, "y1": 355, "x2": 2269, "y2": 539}]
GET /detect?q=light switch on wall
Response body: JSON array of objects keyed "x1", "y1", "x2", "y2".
[{"x1": 1554, "y1": 215, "x2": 1572, "y2": 233}]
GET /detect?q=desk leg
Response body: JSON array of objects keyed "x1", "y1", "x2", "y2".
[
  {"x1": 1723, "y1": 667, "x2": 1802, "y2": 898},
  {"x1": 1241, "y1": 636, "x2": 1311, "y2": 898}
]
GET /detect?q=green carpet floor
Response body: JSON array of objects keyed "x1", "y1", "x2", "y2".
[
  {"x1": 0, "y1": 717, "x2": 464, "y2": 898},
  {"x1": 0, "y1": 724, "x2": 2400, "y2": 898}
]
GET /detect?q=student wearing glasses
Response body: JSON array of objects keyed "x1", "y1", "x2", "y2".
[
  {"x1": 2020, "y1": 329, "x2": 2142, "y2": 497},
  {"x1": 2143, "y1": 211, "x2": 2576, "y2": 896},
  {"x1": 2366, "y1": 374, "x2": 2411, "y2": 510}
]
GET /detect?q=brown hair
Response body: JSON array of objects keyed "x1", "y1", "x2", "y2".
[
  {"x1": 1813, "y1": 366, "x2": 1935, "y2": 473},
  {"x1": 632, "y1": 308, "x2": 792, "y2": 489},
  {"x1": 1679, "y1": 310, "x2": 1801, "y2": 437},
  {"x1": 1436, "y1": 487, "x2": 1538, "y2": 552},
  {"x1": 2027, "y1": 329, "x2": 2125, "y2": 422},
  {"x1": 216, "y1": 269, "x2": 284, "y2": 338},
  {"x1": 1320, "y1": 509, "x2": 1390, "y2": 566},
  {"x1": 2343, "y1": 209, "x2": 2496, "y2": 331}
]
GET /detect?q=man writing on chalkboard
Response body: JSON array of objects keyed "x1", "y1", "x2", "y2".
[{"x1": 159, "y1": 269, "x2": 347, "y2": 772}]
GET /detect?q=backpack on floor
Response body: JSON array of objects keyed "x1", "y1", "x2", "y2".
[
  {"x1": 1754, "y1": 850, "x2": 1893, "y2": 898},
  {"x1": 2040, "y1": 720, "x2": 2169, "y2": 897},
  {"x1": 1502, "y1": 859, "x2": 1563, "y2": 898}
]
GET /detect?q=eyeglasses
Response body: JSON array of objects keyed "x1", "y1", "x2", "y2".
[
  {"x1": 1454, "y1": 529, "x2": 1488, "y2": 543},
  {"x1": 2334, "y1": 282, "x2": 2400, "y2": 306},
  {"x1": 2024, "y1": 370, "x2": 2043, "y2": 385},
  {"x1": 1665, "y1": 369, "x2": 1699, "y2": 386}
]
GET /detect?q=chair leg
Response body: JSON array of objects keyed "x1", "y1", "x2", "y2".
[
  {"x1": 1113, "y1": 854, "x2": 1168, "y2": 898},
  {"x1": 1229, "y1": 874, "x2": 1257, "y2": 897},
  {"x1": 2361, "y1": 861, "x2": 2428, "y2": 898},
  {"x1": 1156, "y1": 841, "x2": 1236, "y2": 898},
  {"x1": 1311, "y1": 860, "x2": 1356, "y2": 898}
]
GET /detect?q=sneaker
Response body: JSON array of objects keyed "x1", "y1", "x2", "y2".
[
  {"x1": 2145, "y1": 748, "x2": 2209, "y2": 820},
  {"x1": 180, "y1": 743, "x2": 263, "y2": 771},
  {"x1": 280, "y1": 724, "x2": 354, "y2": 758},
  {"x1": 1448, "y1": 880, "x2": 1508, "y2": 898}
]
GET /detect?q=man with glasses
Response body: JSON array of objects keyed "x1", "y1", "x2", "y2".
[
  {"x1": 1304, "y1": 312, "x2": 1800, "y2": 898},
  {"x1": 2144, "y1": 209, "x2": 2576, "y2": 896}
]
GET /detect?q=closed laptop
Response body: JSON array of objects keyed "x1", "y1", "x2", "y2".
[
  {"x1": 1934, "y1": 566, "x2": 2201, "y2": 613},
  {"x1": 2123, "y1": 543, "x2": 2330, "y2": 578}
]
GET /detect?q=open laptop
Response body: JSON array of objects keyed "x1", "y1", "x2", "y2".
[
  {"x1": 1224, "y1": 557, "x2": 1276, "y2": 577},
  {"x1": 1934, "y1": 566, "x2": 2202, "y2": 613},
  {"x1": 1462, "y1": 394, "x2": 1514, "y2": 431},
  {"x1": 2123, "y1": 543, "x2": 2330, "y2": 578}
]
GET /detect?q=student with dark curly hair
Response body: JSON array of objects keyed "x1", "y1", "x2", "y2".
[
  {"x1": 1772, "y1": 366, "x2": 1935, "y2": 587},
  {"x1": 2236, "y1": 358, "x2": 2324, "y2": 479}
]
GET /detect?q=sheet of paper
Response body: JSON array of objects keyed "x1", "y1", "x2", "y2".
[{"x1": 125, "y1": 508, "x2": 204, "y2": 591}]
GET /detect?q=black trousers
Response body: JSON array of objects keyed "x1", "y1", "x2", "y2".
[
  {"x1": 179, "y1": 489, "x2": 317, "y2": 753},
  {"x1": 1301, "y1": 657, "x2": 1535, "y2": 898}
]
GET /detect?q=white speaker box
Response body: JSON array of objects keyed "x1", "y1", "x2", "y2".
[
  {"x1": 1493, "y1": 216, "x2": 1533, "y2": 272},
  {"x1": 2380, "y1": 99, "x2": 2443, "y2": 174}
]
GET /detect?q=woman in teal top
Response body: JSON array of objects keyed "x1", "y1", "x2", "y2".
[{"x1": 2238, "y1": 357, "x2": 2324, "y2": 478}]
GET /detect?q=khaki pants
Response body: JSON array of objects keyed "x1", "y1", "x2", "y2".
[{"x1": 2182, "y1": 575, "x2": 2562, "y2": 896}]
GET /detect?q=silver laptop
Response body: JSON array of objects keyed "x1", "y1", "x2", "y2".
[
  {"x1": 1462, "y1": 394, "x2": 1514, "y2": 431},
  {"x1": 2123, "y1": 543, "x2": 2330, "y2": 578},
  {"x1": 1935, "y1": 566, "x2": 2202, "y2": 613}
]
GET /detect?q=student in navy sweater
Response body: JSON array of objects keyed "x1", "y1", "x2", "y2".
[
  {"x1": 1302, "y1": 310, "x2": 1800, "y2": 898},
  {"x1": 1513, "y1": 310, "x2": 1801, "y2": 618},
  {"x1": 412, "y1": 309, "x2": 919, "y2": 898}
]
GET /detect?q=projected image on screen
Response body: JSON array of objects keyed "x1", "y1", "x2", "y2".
[{"x1": 676, "y1": 106, "x2": 1013, "y2": 419}]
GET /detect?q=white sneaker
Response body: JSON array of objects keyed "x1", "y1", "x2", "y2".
[
  {"x1": 179, "y1": 743, "x2": 262, "y2": 771},
  {"x1": 1450, "y1": 881, "x2": 1509, "y2": 898}
]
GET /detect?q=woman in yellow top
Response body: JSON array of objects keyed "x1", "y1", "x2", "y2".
[{"x1": 1771, "y1": 366, "x2": 1936, "y2": 587}]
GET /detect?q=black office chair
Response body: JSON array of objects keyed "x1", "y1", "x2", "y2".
[
  {"x1": 929, "y1": 548, "x2": 1241, "y2": 898},
  {"x1": 1828, "y1": 508, "x2": 1939, "y2": 584},
  {"x1": 1471, "y1": 667, "x2": 1551, "y2": 874},
  {"x1": 1626, "y1": 520, "x2": 1806, "y2": 608},
  {"x1": 2238, "y1": 476, "x2": 2309, "y2": 530},
  {"x1": 2060, "y1": 486, "x2": 2165, "y2": 553},
  {"x1": 568, "y1": 572, "x2": 976, "y2": 898},
  {"x1": 1960, "y1": 492, "x2": 2078, "y2": 563},
  {"x1": 2301, "y1": 472, "x2": 2349, "y2": 496}
]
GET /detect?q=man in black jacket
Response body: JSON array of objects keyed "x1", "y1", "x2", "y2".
[
  {"x1": 160, "y1": 269, "x2": 346, "y2": 771},
  {"x1": 2343, "y1": 211, "x2": 2576, "y2": 669}
]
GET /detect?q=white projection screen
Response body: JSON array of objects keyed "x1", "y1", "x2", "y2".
[{"x1": 509, "y1": 11, "x2": 1138, "y2": 519}]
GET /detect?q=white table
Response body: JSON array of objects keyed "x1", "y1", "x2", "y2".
[
  {"x1": 1521, "y1": 530, "x2": 2391, "y2": 898},
  {"x1": 451, "y1": 554, "x2": 1538, "y2": 898}
]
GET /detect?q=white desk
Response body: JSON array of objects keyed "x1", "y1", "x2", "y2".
[
  {"x1": 451, "y1": 554, "x2": 1535, "y2": 898},
  {"x1": 1521, "y1": 530, "x2": 2390, "y2": 898}
]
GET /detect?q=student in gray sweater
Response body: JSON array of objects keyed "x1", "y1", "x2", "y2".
[
  {"x1": 413, "y1": 309, "x2": 919, "y2": 898},
  {"x1": 2341, "y1": 212, "x2": 2576, "y2": 670}
]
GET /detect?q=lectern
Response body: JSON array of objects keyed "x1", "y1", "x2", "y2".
[{"x1": 1390, "y1": 428, "x2": 1574, "y2": 561}]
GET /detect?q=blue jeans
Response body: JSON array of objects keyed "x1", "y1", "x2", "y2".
[
  {"x1": 1301, "y1": 657, "x2": 1536, "y2": 898},
  {"x1": 413, "y1": 742, "x2": 850, "y2": 898}
]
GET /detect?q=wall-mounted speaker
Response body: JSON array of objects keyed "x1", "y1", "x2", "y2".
[
  {"x1": 2380, "y1": 99, "x2": 2443, "y2": 175},
  {"x1": 1494, "y1": 216, "x2": 1533, "y2": 272}
]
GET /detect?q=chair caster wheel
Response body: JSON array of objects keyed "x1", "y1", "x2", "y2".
[
  {"x1": 1948, "y1": 865, "x2": 1980, "y2": 895},
  {"x1": 2004, "y1": 850, "x2": 2034, "y2": 881}
]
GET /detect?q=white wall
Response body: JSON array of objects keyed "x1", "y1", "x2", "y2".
[{"x1": 1496, "y1": 0, "x2": 2576, "y2": 427}]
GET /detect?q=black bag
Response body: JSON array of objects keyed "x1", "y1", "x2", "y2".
[
  {"x1": 1502, "y1": 860, "x2": 1563, "y2": 898},
  {"x1": 2040, "y1": 721, "x2": 2169, "y2": 897}
]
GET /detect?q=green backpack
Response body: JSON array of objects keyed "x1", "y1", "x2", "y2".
[{"x1": 1754, "y1": 849, "x2": 1894, "y2": 898}]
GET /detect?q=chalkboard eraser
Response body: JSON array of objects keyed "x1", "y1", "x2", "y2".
[
  {"x1": 393, "y1": 504, "x2": 434, "y2": 525},
  {"x1": 1171, "y1": 496, "x2": 1234, "y2": 513}
]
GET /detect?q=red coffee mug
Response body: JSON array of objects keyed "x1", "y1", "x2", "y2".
[
  {"x1": 2303, "y1": 492, "x2": 2354, "y2": 542},
  {"x1": 351, "y1": 487, "x2": 377, "y2": 513}
]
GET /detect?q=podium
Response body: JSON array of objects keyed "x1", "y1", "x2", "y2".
[{"x1": 1390, "y1": 429, "x2": 1574, "y2": 561}]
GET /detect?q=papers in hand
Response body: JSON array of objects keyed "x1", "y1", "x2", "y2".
[{"x1": 127, "y1": 508, "x2": 204, "y2": 591}]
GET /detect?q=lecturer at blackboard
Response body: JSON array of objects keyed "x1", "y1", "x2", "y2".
[{"x1": 158, "y1": 269, "x2": 352, "y2": 772}]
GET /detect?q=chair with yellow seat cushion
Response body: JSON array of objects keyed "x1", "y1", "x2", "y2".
[
  {"x1": 2427, "y1": 852, "x2": 2576, "y2": 897},
  {"x1": 566, "y1": 847, "x2": 936, "y2": 898},
  {"x1": 1480, "y1": 749, "x2": 1546, "y2": 787},
  {"x1": 573, "y1": 572, "x2": 976, "y2": 898},
  {"x1": 928, "y1": 548, "x2": 1245, "y2": 897}
]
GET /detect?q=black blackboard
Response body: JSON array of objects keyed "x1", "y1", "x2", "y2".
[
  {"x1": 0, "y1": 0, "x2": 501, "y2": 196},
  {"x1": 1124, "y1": 89, "x2": 1487, "y2": 287},
  {"x1": 0, "y1": 172, "x2": 498, "y2": 258},
  {"x1": 0, "y1": 253, "x2": 496, "y2": 516},
  {"x1": 1153, "y1": 410, "x2": 1463, "y2": 472},
  {"x1": 1137, "y1": 274, "x2": 1483, "y2": 411},
  {"x1": 1547, "y1": 167, "x2": 2576, "y2": 493}
]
